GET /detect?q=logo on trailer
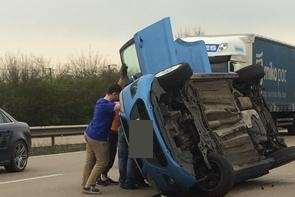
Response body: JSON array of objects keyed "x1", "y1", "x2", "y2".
[
  {"x1": 255, "y1": 52, "x2": 287, "y2": 83},
  {"x1": 205, "y1": 44, "x2": 219, "y2": 52}
]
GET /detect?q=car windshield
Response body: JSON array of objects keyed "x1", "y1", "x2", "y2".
[{"x1": 121, "y1": 43, "x2": 141, "y2": 79}]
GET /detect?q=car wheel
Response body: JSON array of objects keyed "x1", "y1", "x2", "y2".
[
  {"x1": 287, "y1": 124, "x2": 295, "y2": 133},
  {"x1": 235, "y1": 64, "x2": 265, "y2": 85},
  {"x1": 194, "y1": 153, "x2": 234, "y2": 197},
  {"x1": 5, "y1": 140, "x2": 29, "y2": 172}
]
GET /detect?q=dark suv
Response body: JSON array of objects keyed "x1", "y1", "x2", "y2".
[{"x1": 0, "y1": 108, "x2": 31, "y2": 172}]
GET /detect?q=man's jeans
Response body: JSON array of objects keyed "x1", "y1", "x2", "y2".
[{"x1": 118, "y1": 129, "x2": 137, "y2": 186}]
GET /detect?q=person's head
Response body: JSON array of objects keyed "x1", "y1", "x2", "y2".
[{"x1": 106, "y1": 84, "x2": 122, "y2": 101}]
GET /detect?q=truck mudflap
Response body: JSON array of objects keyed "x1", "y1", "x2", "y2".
[{"x1": 268, "y1": 146, "x2": 295, "y2": 169}]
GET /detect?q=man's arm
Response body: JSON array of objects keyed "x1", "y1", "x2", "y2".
[
  {"x1": 99, "y1": 102, "x2": 118, "y2": 114},
  {"x1": 117, "y1": 64, "x2": 129, "y2": 88},
  {"x1": 114, "y1": 102, "x2": 120, "y2": 111}
]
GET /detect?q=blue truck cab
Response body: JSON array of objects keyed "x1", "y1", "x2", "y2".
[{"x1": 118, "y1": 18, "x2": 295, "y2": 197}]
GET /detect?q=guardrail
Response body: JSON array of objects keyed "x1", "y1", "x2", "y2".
[{"x1": 30, "y1": 125, "x2": 87, "y2": 146}]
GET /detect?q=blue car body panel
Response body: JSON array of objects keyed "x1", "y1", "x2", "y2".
[
  {"x1": 175, "y1": 38, "x2": 211, "y2": 73},
  {"x1": 134, "y1": 17, "x2": 211, "y2": 75},
  {"x1": 121, "y1": 75, "x2": 196, "y2": 191}
]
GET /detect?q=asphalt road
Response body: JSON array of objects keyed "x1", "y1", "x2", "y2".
[{"x1": 1, "y1": 136, "x2": 295, "y2": 197}]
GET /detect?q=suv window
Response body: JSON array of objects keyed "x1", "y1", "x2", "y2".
[
  {"x1": 0, "y1": 111, "x2": 11, "y2": 124},
  {"x1": 121, "y1": 43, "x2": 141, "y2": 80}
]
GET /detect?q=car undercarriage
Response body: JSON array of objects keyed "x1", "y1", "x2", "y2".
[{"x1": 149, "y1": 63, "x2": 295, "y2": 196}]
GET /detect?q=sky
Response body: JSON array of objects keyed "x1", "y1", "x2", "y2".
[{"x1": 0, "y1": 0, "x2": 294, "y2": 65}]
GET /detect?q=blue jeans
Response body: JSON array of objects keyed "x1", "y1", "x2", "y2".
[{"x1": 118, "y1": 129, "x2": 138, "y2": 186}]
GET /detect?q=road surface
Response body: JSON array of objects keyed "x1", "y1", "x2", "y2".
[{"x1": 1, "y1": 136, "x2": 295, "y2": 197}]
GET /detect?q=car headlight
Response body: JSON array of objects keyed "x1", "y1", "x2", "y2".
[{"x1": 119, "y1": 91, "x2": 124, "y2": 113}]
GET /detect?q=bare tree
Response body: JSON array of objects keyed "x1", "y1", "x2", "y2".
[
  {"x1": 0, "y1": 53, "x2": 50, "y2": 83},
  {"x1": 175, "y1": 26, "x2": 205, "y2": 38},
  {"x1": 64, "y1": 48, "x2": 116, "y2": 78}
]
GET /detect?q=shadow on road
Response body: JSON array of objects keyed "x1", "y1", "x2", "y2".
[
  {"x1": 147, "y1": 178, "x2": 295, "y2": 197},
  {"x1": 233, "y1": 178, "x2": 293, "y2": 190}
]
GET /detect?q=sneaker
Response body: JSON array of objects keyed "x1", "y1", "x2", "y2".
[
  {"x1": 82, "y1": 186, "x2": 101, "y2": 194},
  {"x1": 137, "y1": 181, "x2": 150, "y2": 188},
  {"x1": 96, "y1": 179, "x2": 110, "y2": 186},
  {"x1": 120, "y1": 183, "x2": 139, "y2": 190},
  {"x1": 105, "y1": 177, "x2": 119, "y2": 185}
]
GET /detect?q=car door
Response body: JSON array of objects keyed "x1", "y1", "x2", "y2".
[
  {"x1": 0, "y1": 110, "x2": 14, "y2": 162},
  {"x1": 133, "y1": 17, "x2": 211, "y2": 75}
]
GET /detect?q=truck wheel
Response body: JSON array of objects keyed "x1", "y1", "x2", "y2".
[
  {"x1": 156, "y1": 63, "x2": 193, "y2": 91},
  {"x1": 194, "y1": 153, "x2": 234, "y2": 197}
]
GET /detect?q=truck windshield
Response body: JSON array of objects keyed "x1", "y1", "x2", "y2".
[
  {"x1": 121, "y1": 43, "x2": 141, "y2": 79},
  {"x1": 231, "y1": 62, "x2": 247, "y2": 71},
  {"x1": 211, "y1": 62, "x2": 229, "y2": 72},
  {"x1": 209, "y1": 55, "x2": 231, "y2": 73}
]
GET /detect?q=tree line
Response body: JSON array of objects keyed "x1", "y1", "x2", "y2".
[{"x1": 0, "y1": 53, "x2": 119, "y2": 126}]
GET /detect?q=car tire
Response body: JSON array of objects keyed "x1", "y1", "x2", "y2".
[
  {"x1": 194, "y1": 153, "x2": 234, "y2": 197},
  {"x1": 287, "y1": 125, "x2": 295, "y2": 133},
  {"x1": 235, "y1": 64, "x2": 265, "y2": 85},
  {"x1": 287, "y1": 115, "x2": 295, "y2": 133},
  {"x1": 5, "y1": 140, "x2": 29, "y2": 172},
  {"x1": 156, "y1": 63, "x2": 193, "y2": 91}
]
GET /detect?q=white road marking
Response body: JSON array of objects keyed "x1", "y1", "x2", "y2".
[
  {"x1": 0, "y1": 173, "x2": 64, "y2": 185},
  {"x1": 32, "y1": 151, "x2": 84, "y2": 158}
]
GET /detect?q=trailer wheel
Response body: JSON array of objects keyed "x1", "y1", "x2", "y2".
[{"x1": 194, "y1": 153, "x2": 234, "y2": 197}]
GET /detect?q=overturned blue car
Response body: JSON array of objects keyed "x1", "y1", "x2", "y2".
[{"x1": 118, "y1": 18, "x2": 295, "y2": 197}]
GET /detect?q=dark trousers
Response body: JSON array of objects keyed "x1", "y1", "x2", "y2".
[
  {"x1": 102, "y1": 134, "x2": 118, "y2": 176},
  {"x1": 118, "y1": 130, "x2": 134, "y2": 185},
  {"x1": 118, "y1": 129, "x2": 145, "y2": 185}
]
